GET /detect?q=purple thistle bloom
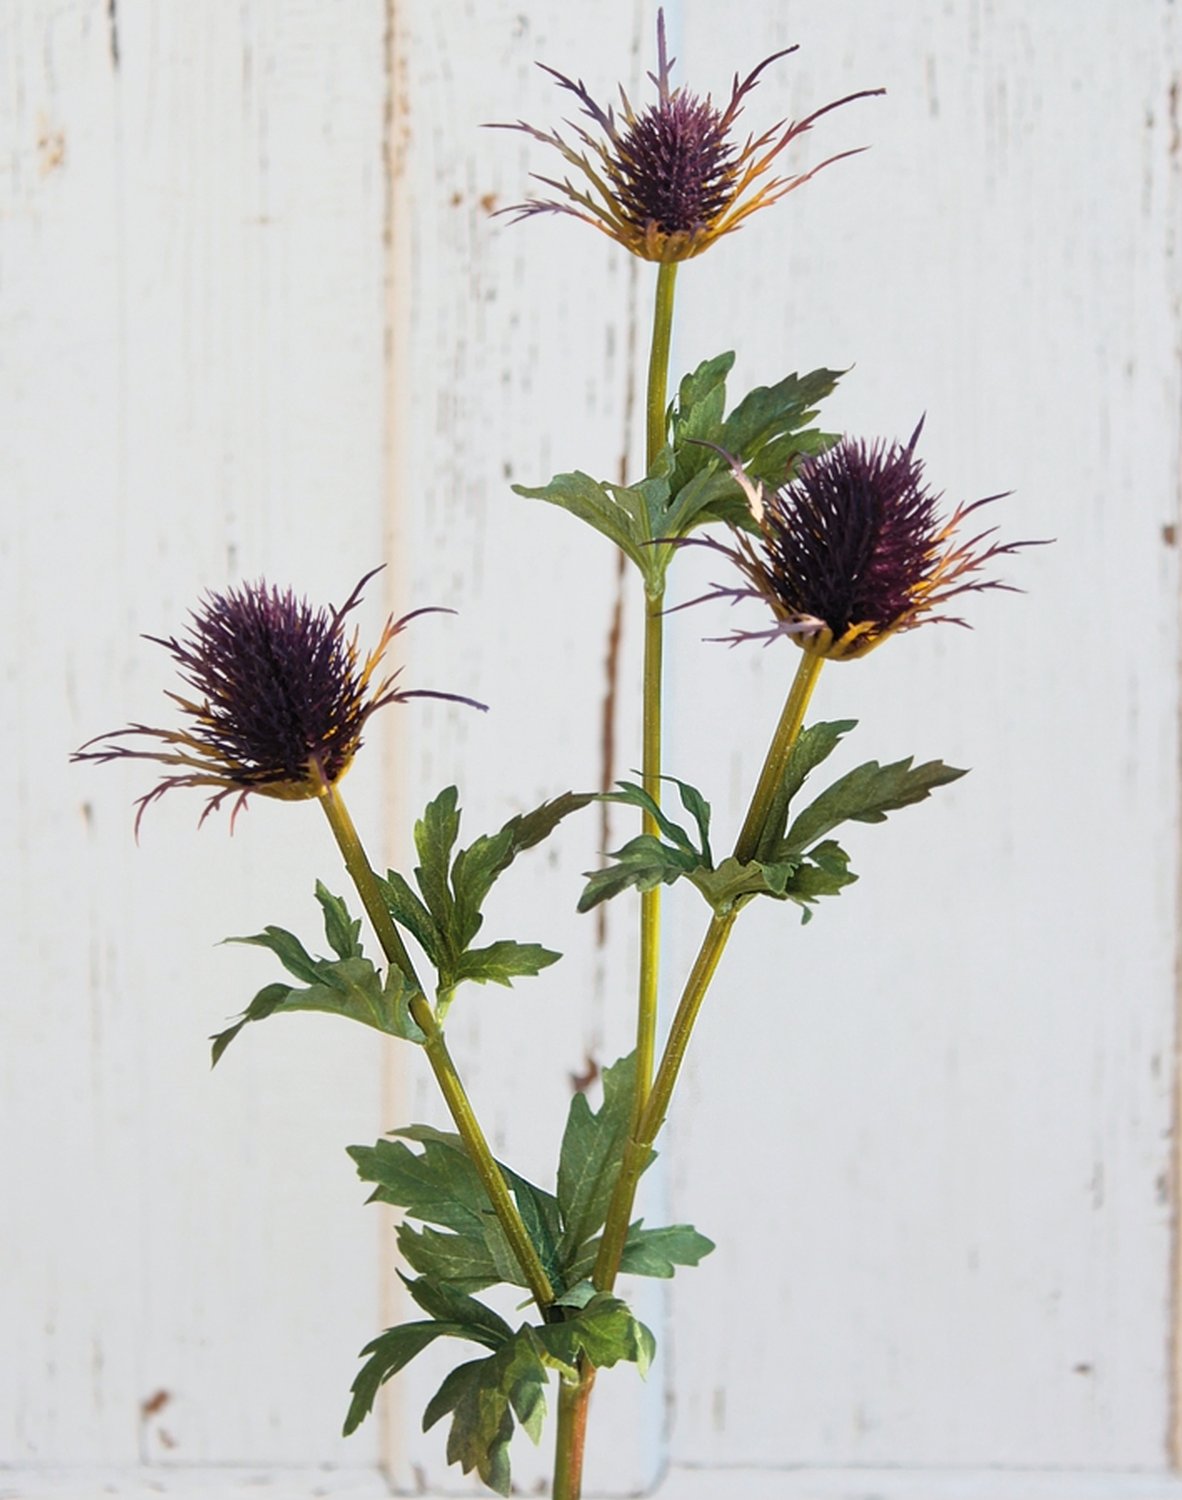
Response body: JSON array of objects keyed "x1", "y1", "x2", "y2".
[
  {"x1": 489, "y1": 10, "x2": 883, "y2": 263},
  {"x1": 74, "y1": 568, "x2": 485, "y2": 831},
  {"x1": 684, "y1": 423, "x2": 1044, "y2": 660}
]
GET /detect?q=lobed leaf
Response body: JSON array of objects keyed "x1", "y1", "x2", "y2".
[
  {"x1": 213, "y1": 913, "x2": 424, "y2": 1065},
  {"x1": 782, "y1": 757, "x2": 968, "y2": 858},
  {"x1": 556, "y1": 1054, "x2": 652, "y2": 1265}
]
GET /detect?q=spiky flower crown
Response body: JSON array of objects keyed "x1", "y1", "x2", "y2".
[
  {"x1": 74, "y1": 569, "x2": 483, "y2": 829},
  {"x1": 491, "y1": 10, "x2": 882, "y2": 263},
  {"x1": 685, "y1": 424, "x2": 1042, "y2": 660}
]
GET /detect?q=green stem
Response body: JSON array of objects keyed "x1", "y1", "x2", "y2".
[
  {"x1": 317, "y1": 781, "x2": 555, "y2": 1314},
  {"x1": 634, "y1": 261, "x2": 679, "y2": 1117},
  {"x1": 645, "y1": 263, "x2": 678, "y2": 465},
  {"x1": 318, "y1": 775, "x2": 421, "y2": 988},
  {"x1": 594, "y1": 651, "x2": 825, "y2": 1291}
]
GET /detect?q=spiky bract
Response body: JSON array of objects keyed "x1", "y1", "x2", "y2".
[
  {"x1": 490, "y1": 10, "x2": 883, "y2": 263},
  {"x1": 689, "y1": 423, "x2": 1039, "y2": 659},
  {"x1": 74, "y1": 569, "x2": 483, "y2": 829}
]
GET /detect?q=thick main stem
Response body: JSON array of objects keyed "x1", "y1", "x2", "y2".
[
  {"x1": 634, "y1": 260, "x2": 679, "y2": 1114},
  {"x1": 555, "y1": 260, "x2": 678, "y2": 1500},
  {"x1": 552, "y1": 1363, "x2": 596, "y2": 1500},
  {"x1": 316, "y1": 781, "x2": 555, "y2": 1314},
  {"x1": 594, "y1": 652, "x2": 825, "y2": 1291}
]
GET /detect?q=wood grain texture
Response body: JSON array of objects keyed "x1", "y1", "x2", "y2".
[{"x1": 2, "y1": 0, "x2": 390, "y2": 1474}]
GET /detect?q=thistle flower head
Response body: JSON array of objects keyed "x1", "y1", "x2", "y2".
[
  {"x1": 490, "y1": 10, "x2": 883, "y2": 263},
  {"x1": 686, "y1": 423, "x2": 1042, "y2": 660},
  {"x1": 74, "y1": 568, "x2": 484, "y2": 830}
]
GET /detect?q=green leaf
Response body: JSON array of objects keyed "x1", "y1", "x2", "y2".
[
  {"x1": 618, "y1": 1223, "x2": 715, "y2": 1279},
  {"x1": 343, "y1": 1321, "x2": 484, "y2": 1438},
  {"x1": 450, "y1": 791, "x2": 592, "y2": 951},
  {"x1": 755, "y1": 719, "x2": 857, "y2": 858},
  {"x1": 577, "y1": 834, "x2": 698, "y2": 914},
  {"x1": 556, "y1": 1054, "x2": 651, "y2": 1266},
  {"x1": 385, "y1": 787, "x2": 590, "y2": 1001},
  {"x1": 350, "y1": 1125, "x2": 562, "y2": 1290},
  {"x1": 397, "y1": 1223, "x2": 503, "y2": 1290},
  {"x1": 688, "y1": 842, "x2": 856, "y2": 921},
  {"x1": 566, "y1": 1221, "x2": 716, "y2": 1283},
  {"x1": 212, "y1": 922, "x2": 425, "y2": 1064},
  {"x1": 209, "y1": 982, "x2": 292, "y2": 1066},
  {"x1": 401, "y1": 1275, "x2": 513, "y2": 1344},
  {"x1": 412, "y1": 787, "x2": 462, "y2": 961},
  {"x1": 784, "y1": 840, "x2": 858, "y2": 922},
  {"x1": 782, "y1": 758, "x2": 968, "y2": 857},
  {"x1": 662, "y1": 357, "x2": 844, "y2": 531},
  {"x1": 314, "y1": 881, "x2": 363, "y2": 960},
  {"x1": 718, "y1": 367, "x2": 844, "y2": 484},
  {"x1": 602, "y1": 778, "x2": 701, "y2": 856},
  {"x1": 348, "y1": 1132, "x2": 492, "y2": 1233},
  {"x1": 781, "y1": 720, "x2": 858, "y2": 809},
  {"x1": 513, "y1": 471, "x2": 655, "y2": 579},
  {"x1": 453, "y1": 941, "x2": 561, "y2": 988},
  {"x1": 377, "y1": 868, "x2": 441, "y2": 967},
  {"x1": 535, "y1": 1293, "x2": 656, "y2": 1379},
  {"x1": 228, "y1": 925, "x2": 322, "y2": 985},
  {"x1": 424, "y1": 1337, "x2": 550, "y2": 1496}
]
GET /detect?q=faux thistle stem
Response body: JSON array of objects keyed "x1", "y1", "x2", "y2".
[
  {"x1": 634, "y1": 261, "x2": 678, "y2": 1115},
  {"x1": 316, "y1": 782, "x2": 556, "y2": 1315},
  {"x1": 595, "y1": 652, "x2": 825, "y2": 1290},
  {"x1": 552, "y1": 1362, "x2": 596, "y2": 1500},
  {"x1": 645, "y1": 263, "x2": 677, "y2": 462}
]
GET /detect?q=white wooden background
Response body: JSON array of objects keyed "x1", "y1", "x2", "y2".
[{"x1": 2, "y1": 2, "x2": 1179, "y2": 1497}]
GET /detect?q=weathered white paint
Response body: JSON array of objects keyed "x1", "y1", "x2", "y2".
[
  {"x1": 2, "y1": 0, "x2": 1179, "y2": 1497},
  {"x1": 2, "y1": 0, "x2": 391, "y2": 1478}
]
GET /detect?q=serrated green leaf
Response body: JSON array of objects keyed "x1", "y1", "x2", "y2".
[
  {"x1": 718, "y1": 367, "x2": 843, "y2": 477},
  {"x1": 343, "y1": 1321, "x2": 481, "y2": 1437},
  {"x1": 398, "y1": 1223, "x2": 503, "y2": 1290},
  {"x1": 424, "y1": 1336, "x2": 550, "y2": 1496},
  {"x1": 783, "y1": 840, "x2": 858, "y2": 922},
  {"x1": 351, "y1": 1126, "x2": 561, "y2": 1290},
  {"x1": 209, "y1": 982, "x2": 292, "y2": 1066},
  {"x1": 450, "y1": 791, "x2": 593, "y2": 950},
  {"x1": 754, "y1": 719, "x2": 858, "y2": 860},
  {"x1": 618, "y1": 1223, "x2": 716, "y2": 1278},
  {"x1": 453, "y1": 940, "x2": 561, "y2": 988},
  {"x1": 400, "y1": 1274, "x2": 513, "y2": 1344},
  {"x1": 535, "y1": 1294, "x2": 656, "y2": 1379},
  {"x1": 227, "y1": 925, "x2": 321, "y2": 985},
  {"x1": 212, "y1": 944, "x2": 424, "y2": 1064},
  {"x1": 783, "y1": 758, "x2": 968, "y2": 857},
  {"x1": 663, "y1": 774, "x2": 713, "y2": 861},
  {"x1": 781, "y1": 719, "x2": 859, "y2": 811},
  {"x1": 513, "y1": 471, "x2": 653, "y2": 577},
  {"x1": 413, "y1": 787, "x2": 461, "y2": 959},
  {"x1": 577, "y1": 834, "x2": 699, "y2": 913},
  {"x1": 377, "y1": 868, "x2": 441, "y2": 966},
  {"x1": 602, "y1": 777, "x2": 703, "y2": 855},
  {"x1": 348, "y1": 1133, "x2": 491, "y2": 1233},
  {"x1": 505, "y1": 790, "x2": 597, "y2": 855},
  {"x1": 565, "y1": 1220, "x2": 716, "y2": 1284},
  {"x1": 666, "y1": 352, "x2": 736, "y2": 489},
  {"x1": 314, "y1": 881, "x2": 363, "y2": 961},
  {"x1": 556, "y1": 1054, "x2": 652, "y2": 1265}
]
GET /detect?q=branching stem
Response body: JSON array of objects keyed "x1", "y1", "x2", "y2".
[
  {"x1": 316, "y1": 780, "x2": 555, "y2": 1314},
  {"x1": 594, "y1": 651, "x2": 825, "y2": 1291}
]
